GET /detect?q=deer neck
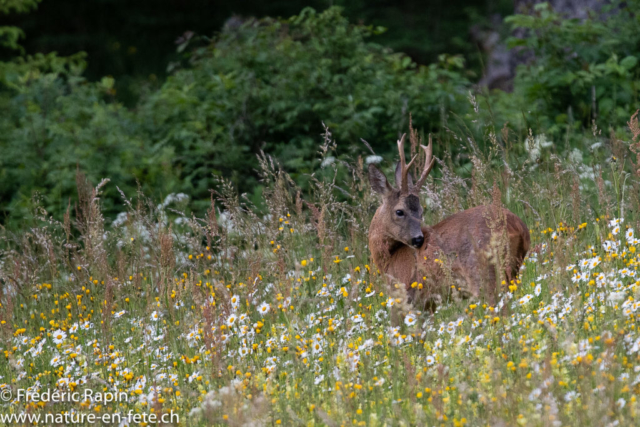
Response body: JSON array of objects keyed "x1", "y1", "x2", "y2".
[{"x1": 369, "y1": 207, "x2": 412, "y2": 274}]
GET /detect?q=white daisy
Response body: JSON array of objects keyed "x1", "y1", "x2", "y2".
[
  {"x1": 312, "y1": 341, "x2": 323, "y2": 355},
  {"x1": 519, "y1": 294, "x2": 533, "y2": 305},
  {"x1": 609, "y1": 218, "x2": 624, "y2": 227},
  {"x1": 258, "y1": 302, "x2": 270, "y2": 316},
  {"x1": 230, "y1": 295, "x2": 240, "y2": 310},
  {"x1": 534, "y1": 283, "x2": 542, "y2": 296},
  {"x1": 52, "y1": 329, "x2": 67, "y2": 344},
  {"x1": 404, "y1": 313, "x2": 418, "y2": 326},
  {"x1": 226, "y1": 314, "x2": 237, "y2": 328},
  {"x1": 374, "y1": 310, "x2": 387, "y2": 322},
  {"x1": 626, "y1": 228, "x2": 634, "y2": 240},
  {"x1": 239, "y1": 346, "x2": 251, "y2": 358},
  {"x1": 50, "y1": 355, "x2": 61, "y2": 366},
  {"x1": 603, "y1": 240, "x2": 619, "y2": 252}
]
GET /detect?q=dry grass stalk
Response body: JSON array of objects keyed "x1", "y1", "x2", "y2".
[
  {"x1": 594, "y1": 163, "x2": 611, "y2": 219},
  {"x1": 627, "y1": 109, "x2": 640, "y2": 159},
  {"x1": 571, "y1": 174, "x2": 581, "y2": 225}
]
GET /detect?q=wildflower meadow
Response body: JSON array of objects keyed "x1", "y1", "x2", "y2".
[{"x1": 1, "y1": 112, "x2": 640, "y2": 427}]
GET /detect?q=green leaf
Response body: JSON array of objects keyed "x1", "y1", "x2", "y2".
[{"x1": 620, "y1": 55, "x2": 638, "y2": 70}]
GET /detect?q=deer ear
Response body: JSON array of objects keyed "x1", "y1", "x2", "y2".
[
  {"x1": 368, "y1": 164, "x2": 392, "y2": 195},
  {"x1": 394, "y1": 162, "x2": 414, "y2": 188}
]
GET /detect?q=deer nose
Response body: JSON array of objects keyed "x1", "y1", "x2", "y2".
[{"x1": 411, "y1": 235, "x2": 424, "y2": 248}]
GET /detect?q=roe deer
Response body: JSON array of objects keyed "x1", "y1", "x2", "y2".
[{"x1": 368, "y1": 134, "x2": 530, "y2": 308}]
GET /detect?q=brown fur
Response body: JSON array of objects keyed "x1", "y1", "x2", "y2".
[{"x1": 368, "y1": 136, "x2": 530, "y2": 308}]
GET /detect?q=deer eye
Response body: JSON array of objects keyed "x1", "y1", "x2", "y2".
[{"x1": 395, "y1": 210, "x2": 404, "y2": 217}]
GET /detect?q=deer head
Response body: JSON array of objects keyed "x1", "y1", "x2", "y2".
[{"x1": 368, "y1": 134, "x2": 435, "y2": 248}]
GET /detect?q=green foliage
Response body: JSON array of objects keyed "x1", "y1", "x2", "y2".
[
  {"x1": 134, "y1": 7, "x2": 471, "y2": 207},
  {"x1": 0, "y1": 0, "x2": 40, "y2": 14},
  {"x1": 0, "y1": 0, "x2": 40, "y2": 51},
  {"x1": 0, "y1": 26, "x2": 24, "y2": 51},
  {"x1": 0, "y1": 7, "x2": 471, "y2": 226},
  {"x1": 0, "y1": 53, "x2": 172, "y2": 227},
  {"x1": 505, "y1": 1, "x2": 640, "y2": 135},
  {"x1": 9, "y1": 0, "x2": 510, "y2": 94}
]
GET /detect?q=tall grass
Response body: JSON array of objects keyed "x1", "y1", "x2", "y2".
[{"x1": 1, "y1": 112, "x2": 640, "y2": 426}]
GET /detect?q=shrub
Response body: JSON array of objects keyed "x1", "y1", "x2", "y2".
[
  {"x1": 138, "y1": 7, "x2": 472, "y2": 208},
  {"x1": 0, "y1": 53, "x2": 173, "y2": 228},
  {"x1": 505, "y1": 1, "x2": 640, "y2": 135}
]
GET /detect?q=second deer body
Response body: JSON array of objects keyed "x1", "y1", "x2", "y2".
[{"x1": 368, "y1": 135, "x2": 530, "y2": 308}]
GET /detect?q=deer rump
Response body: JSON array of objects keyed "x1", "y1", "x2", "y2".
[{"x1": 385, "y1": 205, "x2": 530, "y2": 308}]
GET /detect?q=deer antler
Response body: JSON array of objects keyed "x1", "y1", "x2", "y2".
[
  {"x1": 397, "y1": 133, "x2": 417, "y2": 193},
  {"x1": 414, "y1": 134, "x2": 435, "y2": 190}
]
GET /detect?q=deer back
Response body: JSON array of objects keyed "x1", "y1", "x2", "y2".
[{"x1": 414, "y1": 205, "x2": 530, "y2": 305}]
